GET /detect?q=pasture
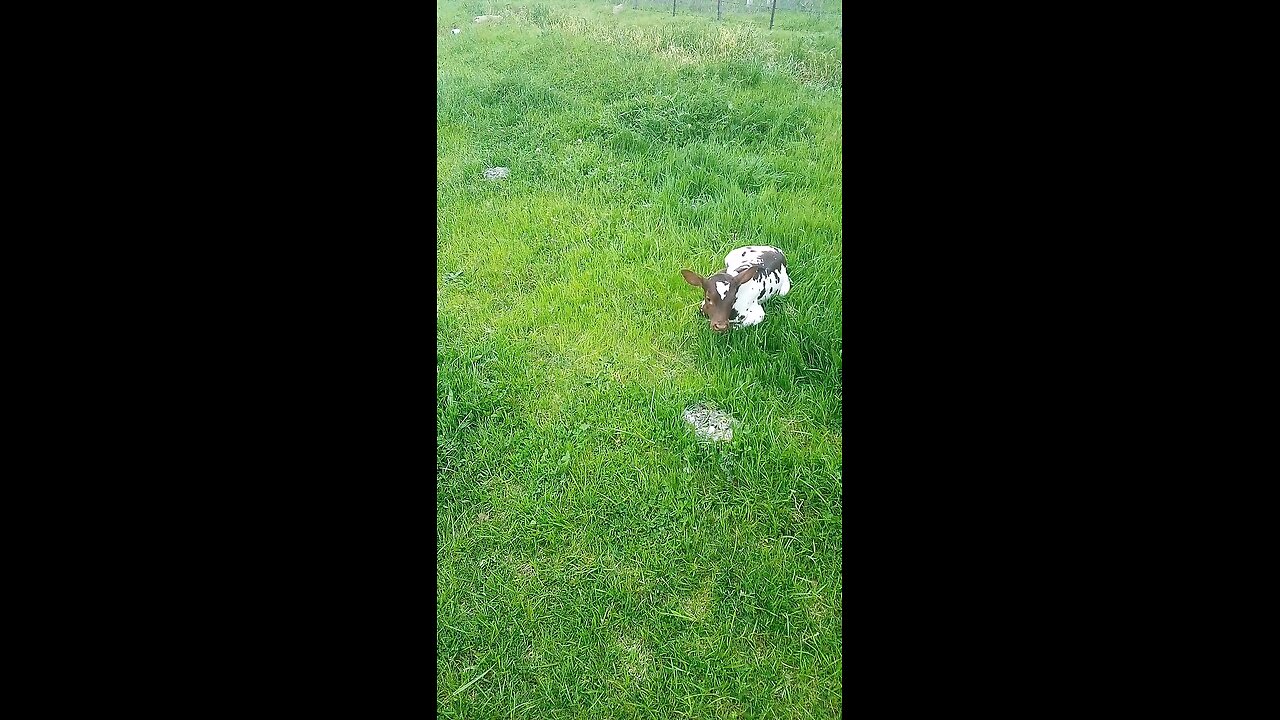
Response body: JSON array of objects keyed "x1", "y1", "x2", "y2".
[{"x1": 437, "y1": 1, "x2": 843, "y2": 716}]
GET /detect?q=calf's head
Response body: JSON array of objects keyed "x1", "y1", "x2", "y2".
[{"x1": 680, "y1": 266, "x2": 759, "y2": 332}]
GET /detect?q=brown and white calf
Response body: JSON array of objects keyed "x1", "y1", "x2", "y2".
[{"x1": 681, "y1": 246, "x2": 791, "y2": 332}]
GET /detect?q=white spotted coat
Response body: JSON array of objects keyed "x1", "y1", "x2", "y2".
[{"x1": 721, "y1": 245, "x2": 791, "y2": 327}]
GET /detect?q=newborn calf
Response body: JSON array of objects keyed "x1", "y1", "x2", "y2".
[{"x1": 681, "y1": 246, "x2": 791, "y2": 332}]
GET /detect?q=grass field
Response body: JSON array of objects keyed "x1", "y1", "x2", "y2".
[{"x1": 437, "y1": 1, "x2": 843, "y2": 716}]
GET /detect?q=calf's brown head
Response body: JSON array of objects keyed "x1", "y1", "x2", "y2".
[{"x1": 681, "y1": 266, "x2": 760, "y2": 332}]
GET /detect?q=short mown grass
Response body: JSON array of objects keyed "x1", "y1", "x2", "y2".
[{"x1": 437, "y1": 2, "x2": 842, "y2": 716}]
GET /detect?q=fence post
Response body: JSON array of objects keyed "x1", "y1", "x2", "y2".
[
  {"x1": 673, "y1": 0, "x2": 676, "y2": 16},
  {"x1": 717, "y1": 0, "x2": 721, "y2": 21},
  {"x1": 769, "y1": 0, "x2": 777, "y2": 29}
]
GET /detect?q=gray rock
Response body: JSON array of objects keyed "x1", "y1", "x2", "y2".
[
  {"x1": 483, "y1": 167, "x2": 510, "y2": 180},
  {"x1": 683, "y1": 404, "x2": 735, "y2": 442}
]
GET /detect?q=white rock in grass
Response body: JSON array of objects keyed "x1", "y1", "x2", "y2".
[
  {"x1": 483, "y1": 167, "x2": 510, "y2": 180},
  {"x1": 452, "y1": 28, "x2": 461, "y2": 35},
  {"x1": 614, "y1": 3, "x2": 625, "y2": 12},
  {"x1": 683, "y1": 404, "x2": 735, "y2": 442},
  {"x1": 474, "y1": 15, "x2": 502, "y2": 23}
]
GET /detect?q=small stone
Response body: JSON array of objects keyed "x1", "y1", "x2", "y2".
[
  {"x1": 684, "y1": 404, "x2": 735, "y2": 442},
  {"x1": 483, "y1": 167, "x2": 510, "y2": 180}
]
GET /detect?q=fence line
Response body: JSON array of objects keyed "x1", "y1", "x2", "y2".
[
  {"x1": 630, "y1": 0, "x2": 841, "y2": 13},
  {"x1": 622, "y1": 0, "x2": 843, "y2": 32}
]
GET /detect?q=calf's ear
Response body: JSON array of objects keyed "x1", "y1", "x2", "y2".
[
  {"x1": 731, "y1": 266, "x2": 759, "y2": 286},
  {"x1": 680, "y1": 269, "x2": 704, "y2": 288}
]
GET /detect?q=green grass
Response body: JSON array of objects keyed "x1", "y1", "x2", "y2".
[{"x1": 437, "y1": 2, "x2": 842, "y2": 716}]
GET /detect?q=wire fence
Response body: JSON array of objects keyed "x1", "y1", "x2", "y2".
[{"x1": 621, "y1": 0, "x2": 842, "y2": 33}]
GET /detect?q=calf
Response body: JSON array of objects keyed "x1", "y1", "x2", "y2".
[{"x1": 681, "y1": 246, "x2": 791, "y2": 332}]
